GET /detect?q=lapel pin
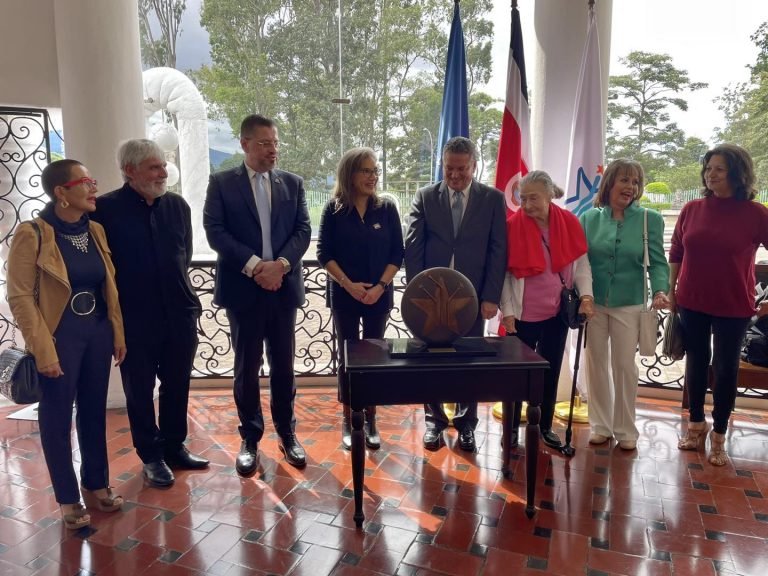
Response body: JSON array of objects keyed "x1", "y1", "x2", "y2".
[{"x1": 373, "y1": 223, "x2": 381, "y2": 230}]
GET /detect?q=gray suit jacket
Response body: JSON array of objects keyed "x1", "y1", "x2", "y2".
[{"x1": 404, "y1": 180, "x2": 507, "y2": 305}]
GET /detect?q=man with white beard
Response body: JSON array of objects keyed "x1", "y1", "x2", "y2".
[{"x1": 92, "y1": 139, "x2": 207, "y2": 488}]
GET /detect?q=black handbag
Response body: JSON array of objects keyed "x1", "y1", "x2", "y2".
[
  {"x1": 0, "y1": 346, "x2": 40, "y2": 404},
  {"x1": 0, "y1": 220, "x2": 43, "y2": 405},
  {"x1": 662, "y1": 312, "x2": 685, "y2": 361},
  {"x1": 559, "y1": 285, "x2": 582, "y2": 330},
  {"x1": 541, "y1": 235, "x2": 583, "y2": 329}
]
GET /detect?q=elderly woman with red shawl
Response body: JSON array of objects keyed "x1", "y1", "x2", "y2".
[{"x1": 500, "y1": 170, "x2": 594, "y2": 449}]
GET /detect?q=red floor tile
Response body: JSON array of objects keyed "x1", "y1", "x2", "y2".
[{"x1": 2, "y1": 391, "x2": 768, "y2": 575}]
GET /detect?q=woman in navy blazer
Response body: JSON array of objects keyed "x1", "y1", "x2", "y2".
[{"x1": 317, "y1": 147, "x2": 404, "y2": 450}]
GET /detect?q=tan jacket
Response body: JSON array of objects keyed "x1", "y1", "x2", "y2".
[{"x1": 7, "y1": 217, "x2": 125, "y2": 369}]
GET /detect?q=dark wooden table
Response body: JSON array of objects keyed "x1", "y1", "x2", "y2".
[{"x1": 343, "y1": 336, "x2": 549, "y2": 527}]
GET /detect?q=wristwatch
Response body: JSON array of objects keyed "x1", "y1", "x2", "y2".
[
  {"x1": 377, "y1": 280, "x2": 388, "y2": 289},
  {"x1": 278, "y1": 257, "x2": 291, "y2": 275}
]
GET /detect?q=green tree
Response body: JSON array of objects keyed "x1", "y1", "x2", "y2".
[
  {"x1": 718, "y1": 22, "x2": 768, "y2": 184},
  {"x1": 652, "y1": 163, "x2": 702, "y2": 193},
  {"x1": 647, "y1": 136, "x2": 707, "y2": 192},
  {"x1": 607, "y1": 51, "x2": 707, "y2": 174},
  {"x1": 139, "y1": 0, "x2": 186, "y2": 69},
  {"x1": 192, "y1": 0, "x2": 495, "y2": 186},
  {"x1": 469, "y1": 92, "x2": 502, "y2": 182}
]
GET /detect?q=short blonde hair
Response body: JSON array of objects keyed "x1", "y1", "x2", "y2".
[{"x1": 593, "y1": 159, "x2": 645, "y2": 208}]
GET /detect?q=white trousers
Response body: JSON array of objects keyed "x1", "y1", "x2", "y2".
[{"x1": 584, "y1": 304, "x2": 642, "y2": 442}]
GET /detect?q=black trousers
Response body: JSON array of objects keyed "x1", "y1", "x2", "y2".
[
  {"x1": 333, "y1": 309, "x2": 389, "y2": 400},
  {"x1": 679, "y1": 306, "x2": 750, "y2": 434},
  {"x1": 38, "y1": 311, "x2": 113, "y2": 504},
  {"x1": 424, "y1": 313, "x2": 484, "y2": 433},
  {"x1": 511, "y1": 315, "x2": 569, "y2": 432},
  {"x1": 120, "y1": 317, "x2": 198, "y2": 463},
  {"x1": 227, "y1": 300, "x2": 297, "y2": 442}
]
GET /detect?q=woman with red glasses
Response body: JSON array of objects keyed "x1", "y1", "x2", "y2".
[{"x1": 7, "y1": 159, "x2": 126, "y2": 530}]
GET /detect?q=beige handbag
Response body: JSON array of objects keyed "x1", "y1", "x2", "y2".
[{"x1": 639, "y1": 209, "x2": 659, "y2": 357}]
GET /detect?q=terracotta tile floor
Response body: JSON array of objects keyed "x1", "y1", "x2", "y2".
[{"x1": 2, "y1": 389, "x2": 768, "y2": 575}]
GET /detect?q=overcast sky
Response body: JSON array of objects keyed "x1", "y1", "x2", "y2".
[
  {"x1": 489, "y1": 0, "x2": 768, "y2": 144},
  {"x1": 174, "y1": 0, "x2": 768, "y2": 151}
]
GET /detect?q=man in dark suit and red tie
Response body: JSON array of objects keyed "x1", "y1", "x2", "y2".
[
  {"x1": 404, "y1": 136, "x2": 507, "y2": 453},
  {"x1": 204, "y1": 114, "x2": 311, "y2": 474}
]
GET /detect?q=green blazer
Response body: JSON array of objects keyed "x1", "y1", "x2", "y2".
[{"x1": 579, "y1": 202, "x2": 669, "y2": 308}]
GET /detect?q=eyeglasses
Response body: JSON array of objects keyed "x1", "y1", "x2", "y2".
[
  {"x1": 61, "y1": 177, "x2": 98, "y2": 189},
  {"x1": 245, "y1": 138, "x2": 280, "y2": 149},
  {"x1": 357, "y1": 168, "x2": 381, "y2": 177}
]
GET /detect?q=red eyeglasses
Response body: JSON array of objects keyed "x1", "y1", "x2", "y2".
[{"x1": 61, "y1": 177, "x2": 98, "y2": 189}]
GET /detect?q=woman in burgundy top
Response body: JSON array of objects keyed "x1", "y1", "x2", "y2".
[{"x1": 670, "y1": 144, "x2": 768, "y2": 466}]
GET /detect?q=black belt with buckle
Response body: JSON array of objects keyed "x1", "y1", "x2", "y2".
[{"x1": 70, "y1": 291, "x2": 99, "y2": 316}]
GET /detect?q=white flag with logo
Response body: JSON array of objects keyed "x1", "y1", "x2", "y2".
[
  {"x1": 564, "y1": 5, "x2": 604, "y2": 216},
  {"x1": 562, "y1": 5, "x2": 604, "y2": 400}
]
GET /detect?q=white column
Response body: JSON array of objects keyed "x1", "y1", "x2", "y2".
[
  {"x1": 53, "y1": 0, "x2": 145, "y2": 192},
  {"x1": 530, "y1": 0, "x2": 612, "y2": 185},
  {"x1": 54, "y1": 0, "x2": 146, "y2": 408},
  {"x1": 531, "y1": 0, "x2": 613, "y2": 406}
]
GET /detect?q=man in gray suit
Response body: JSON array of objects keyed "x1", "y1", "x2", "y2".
[{"x1": 404, "y1": 136, "x2": 507, "y2": 452}]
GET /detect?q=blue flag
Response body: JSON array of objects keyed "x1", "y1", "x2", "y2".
[{"x1": 435, "y1": 1, "x2": 469, "y2": 182}]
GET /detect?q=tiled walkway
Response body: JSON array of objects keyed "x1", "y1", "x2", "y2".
[{"x1": 1, "y1": 389, "x2": 768, "y2": 575}]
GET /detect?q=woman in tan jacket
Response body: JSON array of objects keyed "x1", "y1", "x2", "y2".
[{"x1": 7, "y1": 159, "x2": 126, "y2": 530}]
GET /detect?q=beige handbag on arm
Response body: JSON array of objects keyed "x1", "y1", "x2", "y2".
[{"x1": 639, "y1": 209, "x2": 659, "y2": 357}]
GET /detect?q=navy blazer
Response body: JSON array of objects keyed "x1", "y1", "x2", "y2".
[
  {"x1": 203, "y1": 164, "x2": 311, "y2": 311},
  {"x1": 404, "y1": 179, "x2": 507, "y2": 305},
  {"x1": 316, "y1": 196, "x2": 404, "y2": 315}
]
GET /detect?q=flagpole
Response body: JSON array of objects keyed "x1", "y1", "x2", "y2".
[{"x1": 337, "y1": 0, "x2": 344, "y2": 157}]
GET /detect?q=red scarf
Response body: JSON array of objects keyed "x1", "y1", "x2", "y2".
[{"x1": 506, "y1": 203, "x2": 588, "y2": 278}]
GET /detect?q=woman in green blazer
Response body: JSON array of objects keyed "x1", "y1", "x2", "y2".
[{"x1": 579, "y1": 159, "x2": 669, "y2": 450}]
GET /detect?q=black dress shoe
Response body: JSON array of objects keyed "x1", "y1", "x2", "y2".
[
  {"x1": 143, "y1": 460, "x2": 175, "y2": 487},
  {"x1": 423, "y1": 429, "x2": 444, "y2": 451},
  {"x1": 236, "y1": 440, "x2": 259, "y2": 476},
  {"x1": 541, "y1": 429, "x2": 562, "y2": 449},
  {"x1": 165, "y1": 447, "x2": 210, "y2": 470},
  {"x1": 341, "y1": 417, "x2": 352, "y2": 451},
  {"x1": 501, "y1": 429, "x2": 519, "y2": 450},
  {"x1": 459, "y1": 429, "x2": 476, "y2": 452},
  {"x1": 278, "y1": 434, "x2": 307, "y2": 468},
  {"x1": 364, "y1": 417, "x2": 381, "y2": 450}
]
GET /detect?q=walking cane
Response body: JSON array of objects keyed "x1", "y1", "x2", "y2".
[{"x1": 559, "y1": 317, "x2": 587, "y2": 457}]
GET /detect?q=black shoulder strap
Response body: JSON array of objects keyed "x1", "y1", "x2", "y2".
[{"x1": 29, "y1": 220, "x2": 41, "y2": 256}]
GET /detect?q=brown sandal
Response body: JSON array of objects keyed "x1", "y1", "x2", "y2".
[
  {"x1": 708, "y1": 431, "x2": 728, "y2": 466},
  {"x1": 678, "y1": 420, "x2": 709, "y2": 450},
  {"x1": 81, "y1": 486, "x2": 124, "y2": 513},
  {"x1": 61, "y1": 503, "x2": 90, "y2": 530}
]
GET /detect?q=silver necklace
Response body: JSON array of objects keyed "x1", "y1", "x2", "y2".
[{"x1": 58, "y1": 231, "x2": 89, "y2": 253}]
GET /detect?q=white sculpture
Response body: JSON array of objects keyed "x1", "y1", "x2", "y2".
[{"x1": 143, "y1": 67, "x2": 211, "y2": 255}]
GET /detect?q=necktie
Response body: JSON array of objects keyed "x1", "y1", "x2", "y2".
[
  {"x1": 451, "y1": 190, "x2": 463, "y2": 238},
  {"x1": 254, "y1": 173, "x2": 273, "y2": 260}
]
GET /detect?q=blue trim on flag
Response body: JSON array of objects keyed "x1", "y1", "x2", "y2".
[{"x1": 435, "y1": 2, "x2": 469, "y2": 182}]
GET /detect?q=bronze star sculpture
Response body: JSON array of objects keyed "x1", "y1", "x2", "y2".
[{"x1": 402, "y1": 267, "x2": 479, "y2": 346}]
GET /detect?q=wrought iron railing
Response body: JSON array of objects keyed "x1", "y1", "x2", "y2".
[
  {"x1": 0, "y1": 106, "x2": 764, "y2": 399},
  {"x1": 187, "y1": 261, "x2": 768, "y2": 400},
  {"x1": 189, "y1": 259, "x2": 410, "y2": 379},
  {"x1": 0, "y1": 107, "x2": 51, "y2": 351}
]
